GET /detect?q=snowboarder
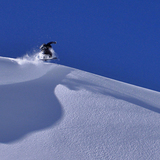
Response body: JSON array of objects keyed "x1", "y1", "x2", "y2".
[{"x1": 40, "y1": 41, "x2": 57, "y2": 58}]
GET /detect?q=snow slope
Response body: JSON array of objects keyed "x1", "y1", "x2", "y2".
[{"x1": 0, "y1": 56, "x2": 160, "y2": 160}]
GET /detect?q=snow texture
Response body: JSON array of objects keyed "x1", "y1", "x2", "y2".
[{"x1": 0, "y1": 56, "x2": 160, "y2": 160}]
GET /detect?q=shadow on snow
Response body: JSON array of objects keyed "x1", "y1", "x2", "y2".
[
  {"x1": 62, "y1": 77, "x2": 160, "y2": 114},
  {"x1": 0, "y1": 66, "x2": 73, "y2": 143},
  {"x1": 1, "y1": 66, "x2": 160, "y2": 143}
]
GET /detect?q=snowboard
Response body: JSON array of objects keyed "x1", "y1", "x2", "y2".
[{"x1": 38, "y1": 53, "x2": 57, "y2": 61}]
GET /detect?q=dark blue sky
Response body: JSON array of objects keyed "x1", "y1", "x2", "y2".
[{"x1": 1, "y1": 0, "x2": 160, "y2": 91}]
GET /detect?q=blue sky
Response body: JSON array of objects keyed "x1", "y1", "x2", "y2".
[{"x1": 0, "y1": 0, "x2": 160, "y2": 91}]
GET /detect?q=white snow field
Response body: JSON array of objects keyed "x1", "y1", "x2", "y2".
[{"x1": 0, "y1": 56, "x2": 160, "y2": 160}]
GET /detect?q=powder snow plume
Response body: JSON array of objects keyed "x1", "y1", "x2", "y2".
[
  {"x1": 16, "y1": 51, "x2": 41, "y2": 65},
  {"x1": 16, "y1": 48, "x2": 57, "y2": 65}
]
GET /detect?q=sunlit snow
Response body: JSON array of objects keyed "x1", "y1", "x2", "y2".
[{"x1": 0, "y1": 56, "x2": 160, "y2": 160}]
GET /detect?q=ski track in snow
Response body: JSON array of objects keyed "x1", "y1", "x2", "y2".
[{"x1": 0, "y1": 56, "x2": 160, "y2": 160}]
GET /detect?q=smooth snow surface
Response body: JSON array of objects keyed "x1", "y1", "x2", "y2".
[{"x1": 0, "y1": 56, "x2": 160, "y2": 160}]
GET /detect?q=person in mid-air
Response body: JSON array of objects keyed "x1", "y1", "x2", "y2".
[{"x1": 40, "y1": 41, "x2": 57, "y2": 57}]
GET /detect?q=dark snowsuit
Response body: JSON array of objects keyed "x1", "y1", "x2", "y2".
[{"x1": 40, "y1": 41, "x2": 57, "y2": 57}]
